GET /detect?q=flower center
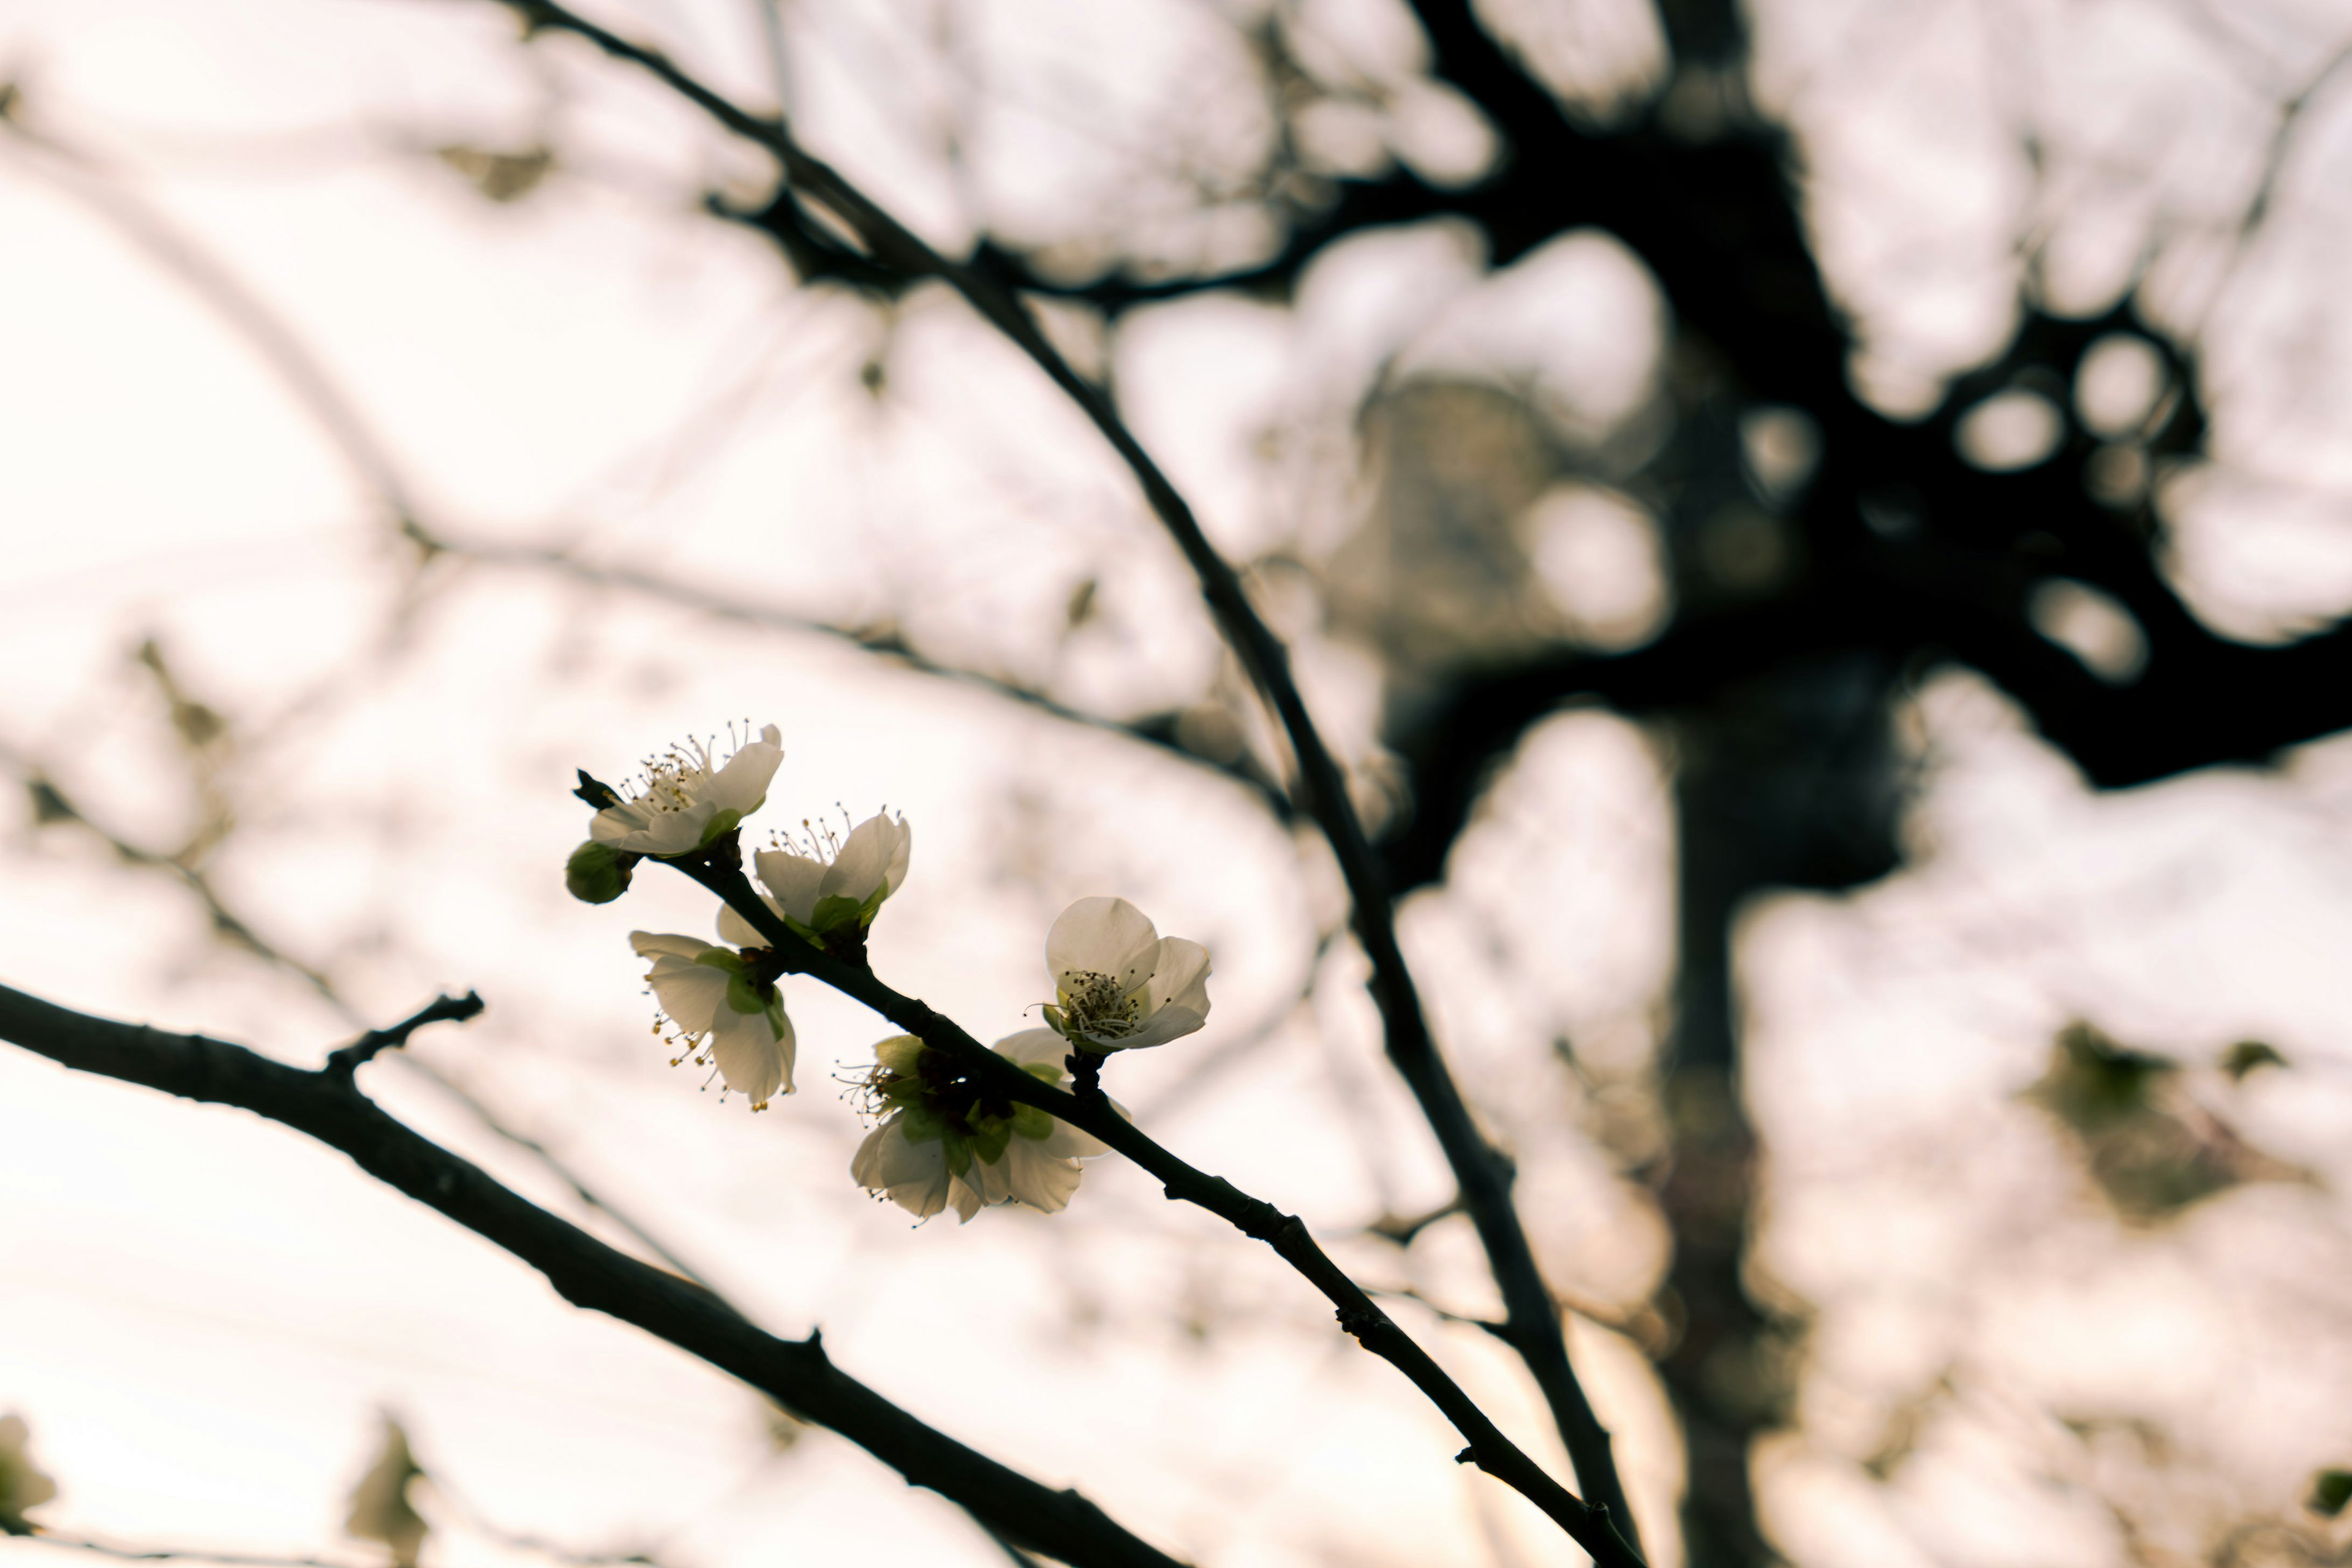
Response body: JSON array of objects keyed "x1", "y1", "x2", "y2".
[
  {"x1": 856, "y1": 1042, "x2": 1010, "y2": 1131},
  {"x1": 1060, "y1": 968, "x2": 1145, "y2": 1039}
]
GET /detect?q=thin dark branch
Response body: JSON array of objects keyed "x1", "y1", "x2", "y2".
[
  {"x1": 323, "y1": 991, "x2": 486, "y2": 1079},
  {"x1": 21, "y1": 1537, "x2": 367, "y2": 1568},
  {"x1": 1, "y1": 742, "x2": 723, "y2": 1291},
  {"x1": 0, "y1": 982, "x2": 1189, "y2": 1568},
  {"x1": 489, "y1": 3, "x2": 1639, "y2": 1547},
  {"x1": 656, "y1": 845, "x2": 1646, "y2": 1568}
]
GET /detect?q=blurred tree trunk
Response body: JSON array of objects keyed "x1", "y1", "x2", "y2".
[{"x1": 1657, "y1": 653, "x2": 1903, "y2": 1566}]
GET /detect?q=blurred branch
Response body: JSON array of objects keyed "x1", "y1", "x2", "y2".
[
  {"x1": 488, "y1": 2, "x2": 1640, "y2": 1544},
  {"x1": 0, "y1": 738, "x2": 725, "y2": 1292},
  {"x1": 0, "y1": 982, "x2": 1189, "y2": 1568},
  {"x1": 434, "y1": 532, "x2": 1295, "y2": 820},
  {"x1": 662, "y1": 847, "x2": 1646, "y2": 1567},
  {"x1": 28, "y1": 1529, "x2": 660, "y2": 1568},
  {"x1": 23, "y1": 1539, "x2": 367, "y2": 1568},
  {"x1": 0, "y1": 100, "x2": 422, "y2": 533}
]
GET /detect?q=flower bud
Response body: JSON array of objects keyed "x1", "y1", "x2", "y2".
[{"x1": 565, "y1": 840, "x2": 636, "y2": 903}]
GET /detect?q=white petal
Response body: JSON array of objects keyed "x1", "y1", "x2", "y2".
[
  {"x1": 717, "y1": 892, "x2": 788, "y2": 948},
  {"x1": 708, "y1": 1000, "x2": 793, "y2": 1107},
  {"x1": 601, "y1": 800, "x2": 716, "y2": 856},
  {"x1": 1001, "y1": 1138, "x2": 1085, "y2": 1213},
  {"x1": 1111, "y1": 1004, "x2": 1207, "y2": 1050},
  {"x1": 753, "y1": 850, "x2": 827, "y2": 925},
  {"x1": 883, "y1": 816, "x2": 912, "y2": 897},
  {"x1": 993, "y1": 1028, "x2": 1070, "y2": 1072},
  {"x1": 1048, "y1": 897, "x2": 1161, "y2": 992},
  {"x1": 853, "y1": 1120, "x2": 951, "y2": 1218},
  {"x1": 630, "y1": 930, "x2": 710, "y2": 963},
  {"x1": 824, "y1": 813, "x2": 897, "y2": 903},
  {"x1": 644, "y1": 954, "x2": 729, "y2": 1033},
  {"x1": 704, "y1": 728, "x2": 783, "y2": 815},
  {"x1": 1145, "y1": 937, "x2": 1212, "y2": 1020}
]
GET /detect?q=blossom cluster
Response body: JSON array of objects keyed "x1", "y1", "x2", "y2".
[{"x1": 571, "y1": 723, "x2": 1210, "y2": 1222}]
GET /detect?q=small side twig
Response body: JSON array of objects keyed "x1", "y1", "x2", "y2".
[{"x1": 324, "y1": 992, "x2": 486, "y2": 1082}]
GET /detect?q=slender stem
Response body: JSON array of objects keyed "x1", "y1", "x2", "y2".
[
  {"x1": 0, "y1": 983, "x2": 1186, "y2": 1568},
  {"x1": 665, "y1": 851, "x2": 1646, "y2": 1568},
  {"x1": 484, "y1": 2, "x2": 1638, "y2": 1544}
]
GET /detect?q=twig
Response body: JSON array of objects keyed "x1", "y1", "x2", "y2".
[
  {"x1": 323, "y1": 992, "x2": 486, "y2": 1080},
  {"x1": 655, "y1": 845, "x2": 1646, "y2": 1568},
  {"x1": 0, "y1": 982, "x2": 1189, "y2": 1568},
  {"x1": 18, "y1": 1537, "x2": 367, "y2": 1568},
  {"x1": 483, "y1": 3, "x2": 1638, "y2": 1547}
]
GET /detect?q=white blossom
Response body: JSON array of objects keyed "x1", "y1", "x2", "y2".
[
  {"x1": 850, "y1": 1030, "x2": 1107, "y2": 1222},
  {"x1": 1042, "y1": 895, "x2": 1210, "y2": 1052},
  {"x1": 738, "y1": 810, "x2": 912, "y2": 940},
  {"x1": 630, "y1": 923, "x2": 795, "y2": 1110},
  {"x1": 589, "y1": 723, "x2": 782, "y2": 857},
  {"x1": 0, "y1": 1413, "x2": 56, "y2": 1535}
]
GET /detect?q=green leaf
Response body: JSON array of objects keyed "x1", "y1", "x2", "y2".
[
  {"x1": 564, "y1": 840, "x2": 633, "y2": 903},
  {"x1": 1011, "y1": 1102, "x2": 1055, "y2": 1142},
  {"x1": 2310, "y1": 1469, "x2": 2352, "y2": 1517}
]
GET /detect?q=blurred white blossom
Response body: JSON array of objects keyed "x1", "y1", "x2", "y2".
[
  {"x1": 851, "y1": 1031, "x2": 1107, "y2": 1221},
  {"x1": 630, "y1": 923, "x2": 795, "y2": 1110},
  {"x1": 0, "y1": 1413, "x2": 56, "y2": 1535},
  {"x1": 590, "y1": 723, "x2": 782, "y2": 856},
  {"x1": 1042, "y1": 896, "x2": 1211, "y2": 1052}
]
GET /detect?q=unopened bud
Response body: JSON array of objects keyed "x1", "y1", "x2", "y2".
[{"x1": 565, "y1": 840, "x2": 636, "y2": 903}]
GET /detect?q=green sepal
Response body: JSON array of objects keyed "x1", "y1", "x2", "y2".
[
  {"x1": 1041, "y1": 1005, "x2": 1069, "y2": 1037},
  {"x1": 2312, "y1": 1469, "x2": 2352, "y2": 1518},
  {"x1": 809, "y1": 893, "x2": 865, "y2": 933},
  {"x1": 695, "y1": 948, "x2": 748, "y2": 975},
  {"x1": 697, "y1": 808, "x2": 744, "y2": 847},
  {"x1": 727, "y1": 973, "x2": 767, "y2": 1016},
  {"x1": 564, "y1": 840, "x2": 634, "y2": 903},
  {"x1": 900, "y1": 1104, "x2": 947, "y2": 1144},
  {"x1": 969, "y1": 1114, "x2": 1013, "y2": 1166},
  {"x1": 1010, "y1": 1102, "x2": 1055, "y2": 1142},
  {"x1": 1020, "y1": 1060, "x2": 1063, "y2": 1085},
  {"x1": 941, "y1": 1125, "x2": 974, "y2": 1177},
  {"x1": 856, "y1": 878, "x2": 893, "y2": 927},
  {"x1": 764, "y1": 997, "x2": 788, "y2": 1041}
]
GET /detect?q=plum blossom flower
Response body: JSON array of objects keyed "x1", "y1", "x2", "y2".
[
  {"x1": 630, "y1": 919, "x2": 795, "y2": 1110},
  {"x1": 589, "y1": 723, "x2": 782, "y2": 857},
  {"x1": 1041, "y1": 896, "x2": 1210, "y2": 1053},
  {"x1": 741, "y1": 811, "x2": 912, "y2": 941},
  {"x1": 0, "y1": 1412, "x2": 56, "y2": 1536},
  {"x1": 850, "y1": 1030, "x2": 1108, "y2": 1222}
]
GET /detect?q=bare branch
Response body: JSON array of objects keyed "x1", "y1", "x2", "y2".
[
  {"x1": 486, "y1": 3, "x2": 1638, "y2": 1543},
  {"x1": 0, "y1": 982, "x2": 1189, "y2": 1568},
  {"x1": 323, "y1": 992, "x2": 486, "y2": 1080},
  {"x1": 654, "y1": 843, "x2": 1647, "y2": 1567}
]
